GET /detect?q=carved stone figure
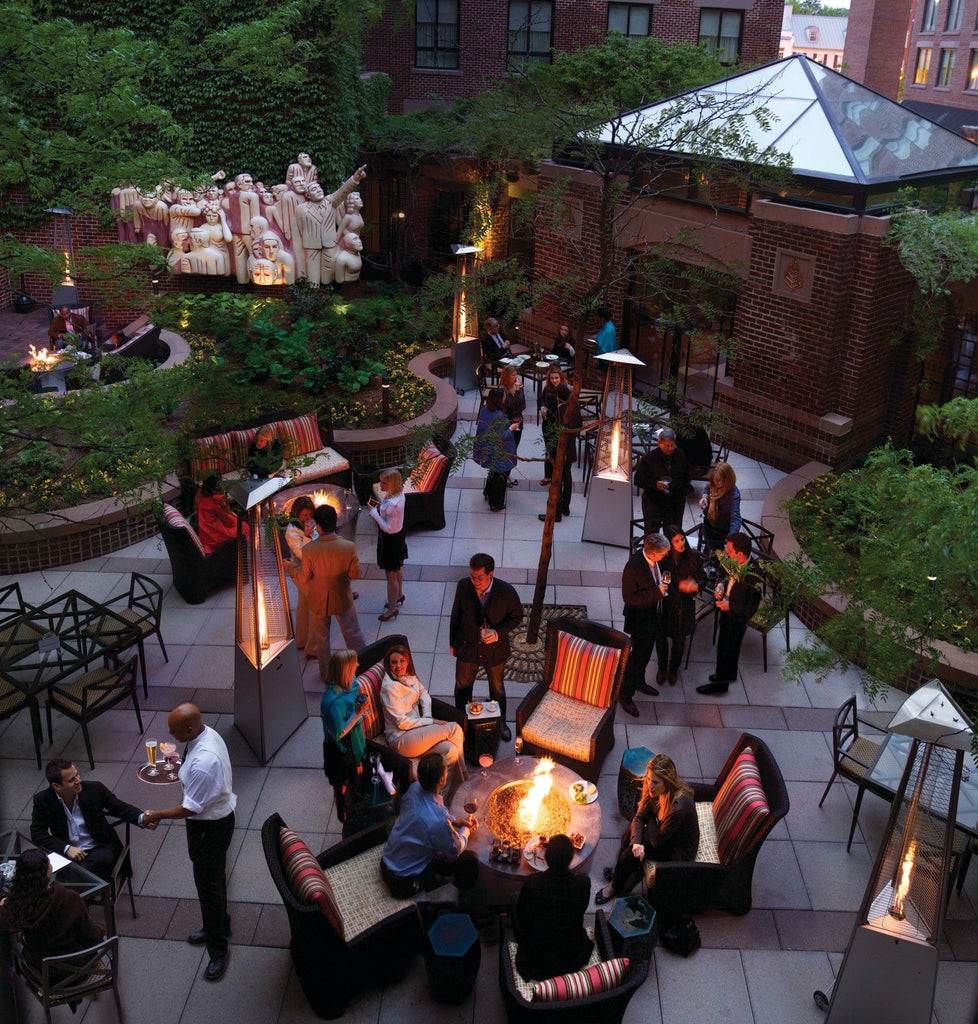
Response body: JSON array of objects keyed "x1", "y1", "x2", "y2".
[
  {"x1": 222, "y1": 173, "x2": 262, "y2": 284},
  {"x1": 286, "y1": 152, "x2": 318, "y2": 191},
  {"x1": 333, "y1": 230, "x2": 363, "y2": 284},
  {"x1": 181, "y1": 227, "x2": 225, "y2": 276},
  {"x1": 132, "y1": 192, "x2": 169, "y2": 245},
  {"x1": 295, "y1": 166, "x2": 367, "y2": 287}
]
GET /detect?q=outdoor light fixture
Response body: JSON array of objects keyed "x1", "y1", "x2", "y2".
[
  {"x1": 381, "y1": 374, "x2": 391, "y2": 424},
  {"x1": 582, "y1": 350, "x2": 645, "y2": 547},
  {"x1": 450, "y1": 242, "x2": 484, "y2": 394},
  {"x1": 824, "y1": 680, "x2": 973, "y2": 1024},
  {"x1": 229, "y1": 477, "x2": 307, "y2": 765},
  {"x1": 46, "y1": 207, "x2": 78, "y2": 308}
]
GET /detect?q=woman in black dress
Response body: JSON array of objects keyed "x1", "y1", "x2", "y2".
[
  {"x1": 499, "y1": 366, "x2": 526, "y2": 486},
  {"x1": 539, "y1": 367, "x2": 570, "y2": 485},
  {"x1": 369, "y1": 469, "x2": 407, "y2": 620},
  {"x1": 656, "y1": 524, "x2": 703, "y2": 685}
]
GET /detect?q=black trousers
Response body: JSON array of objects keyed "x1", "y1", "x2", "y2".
[
  {"x1": 76, "y1": 843, "x2": 117, "y2": 881},
  {"x1": 455, "y1": 659, "x2": 507, "y2": 718},
  {"x1": 655, "y1": 634, "x2": 686, "y2": 674},
  {"x1": 621, "y1": 625, "x2": 655, "y2": 699},
  {"x1": 186, "y1": 811, "x2": 234, "y2": 959},
  {"x1": 484, "y1": 470, "x2": 509, "y2": 510},
  {"x1": 381, "y1": 850, "x2": 479, "y2": 897},
  {"x1": 715, "y1": 615, "x2": 748, "y2": 682}
]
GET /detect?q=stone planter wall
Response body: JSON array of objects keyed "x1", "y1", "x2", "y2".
[{"x1": 762, "y1": 461, "x2": 977, "y2": 693}]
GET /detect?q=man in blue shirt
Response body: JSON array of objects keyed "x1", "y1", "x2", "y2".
[
  {"x1": 380, "y1": 753, "x2": 479, "y2": 898},
  {"x1": 595, "y1": 307, "x2": 617, "y2": 354}
]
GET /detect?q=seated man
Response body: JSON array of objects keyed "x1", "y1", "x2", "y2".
[
  {"x1": 48, "y1": 305, "x2": 96, "y2": 348},
  {"x1": 512, "y1": 834, "x2": 593, "y2": 981},
  {"x1": 380, "y1": 752, "x2": 478, "y2": 898},
  {"x1": 481, "y1": 316, "x2": 513, "y2": 364},
  {"x1": 30, "y1": 759, "x2": 154, "y2": 880}
]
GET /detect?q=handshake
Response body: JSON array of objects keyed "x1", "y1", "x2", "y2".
[{"x1": 141, "y1": 810, "x2": 162, "y2": 829}]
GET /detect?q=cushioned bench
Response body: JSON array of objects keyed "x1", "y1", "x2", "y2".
[
  {"x1": 371, "y1": 436, "x2": 456, "y2": 532},
  {"x1": 188, "y1": 412, "x2": 350, "y2": 485}
]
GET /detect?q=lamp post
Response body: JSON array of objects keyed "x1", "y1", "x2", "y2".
[
  {"x1": 582, "y1": 350, "x2": 645, "y2": 547},
  {"x1": 824, "y1": 679, "x2": 973, "y2": 1024},
  {"x1": 228, "y1": 477, "x2": 308, "y2": 765},
  {"x1": 450, "y1": 243, "x2": 484, "y2": 394},
  {"x1": 381, "y1": 374, "x2": 391, "y2": 424}
]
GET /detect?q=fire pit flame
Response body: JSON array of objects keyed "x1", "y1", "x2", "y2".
[
  {"x1": 517, "y1": 757, "x2": 555, "y2": 832},
  {"x1": 28, "y1": 345, "x2": 59, "y2": 370}
]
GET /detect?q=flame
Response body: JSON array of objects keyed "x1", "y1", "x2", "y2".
[
  {"x1": 28, "y1": 345, "x2": 60, "y2": 369},
  {"x1": 890, "y1": 839, "x2": 917, "y2": 920},
  {"x1": 312, "y1": 490, "x2": 341, "y2": 513},
  {"x1": 610, "y1": 420, "x2": 621, "y2": 470},
  {"x1": 517, "y1": 757, "x2": 555, "y2": 831},
  {"x1": 256, "y1": 582, "x2": 270, "y2": 651},
  {"x1": 61, "y1": 250, "x2": 74, "y2": 286}
]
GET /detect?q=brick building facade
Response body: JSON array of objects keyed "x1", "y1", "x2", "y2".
[{"x1": 364, "y1": 0, "x2": 784, "y2": 113}]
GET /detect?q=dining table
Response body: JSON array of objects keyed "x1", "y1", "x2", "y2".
[{"x1": 0, "y1": 590, "x2": 140, "y2": 768}]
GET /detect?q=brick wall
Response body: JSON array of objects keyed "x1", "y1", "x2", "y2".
[
  {"x1": 904, "y1": 0, "x2": 978, "y2": 111},
  {"x1": 843, "y1": 0, "x2": 913, "y2": 99}
]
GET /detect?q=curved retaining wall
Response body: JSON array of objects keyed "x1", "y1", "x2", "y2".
[{"x1": 762, "y1": 461, "x2": 977, "y2": 693}]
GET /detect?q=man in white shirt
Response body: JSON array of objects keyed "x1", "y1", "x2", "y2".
[{"x1": 144, "y1": 704, "x2": 237, "y2": 982}]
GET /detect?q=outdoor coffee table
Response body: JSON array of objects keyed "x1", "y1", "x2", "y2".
[{"x1": 450, "y1": 756, "x2": 602, "y2": 907}]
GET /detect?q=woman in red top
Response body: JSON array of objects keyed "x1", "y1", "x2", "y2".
[{"x1": 195, "y1": 475, "x2": 241, "y2": 554}]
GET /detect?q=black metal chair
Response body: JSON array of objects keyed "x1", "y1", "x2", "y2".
[
  {"x1": 745, "y1": 556, "x2": 791, "y2": 673},
  {"x1": 46, "y1": 655, "x2": 143, "y2": 770},
  {"x1": 818, "y1": 697, "x2": 891, "y2": 851},
  {"x1": 91, "y1": 572, "x2": 168, "y2": 697},
  {"x1": 12, "y1": 935, "x2": 124, "y2": 1024},
  {"x1": 107, "y1": 817, "x2": 138, "y2": 919}
]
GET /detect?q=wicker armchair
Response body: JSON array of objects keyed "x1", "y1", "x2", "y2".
[
  {"x1": 261, "y1": 813, "x2": 422, "y2": 1019},
  {"x1": 373, "y1": 435, "x2": 456, "y2": 532},
  {"x1": 648, "y1": 733, "x2": 789, "y2": 916},
  {"x1": 156, "y1": 504, "x2": 237, "y2": 605},
  {"x1": 498, "y1": 909, "x2": 648, "y2": 1024},
  {"x1": 516, "y1": 617, "x2": 631, "y2": 783}
]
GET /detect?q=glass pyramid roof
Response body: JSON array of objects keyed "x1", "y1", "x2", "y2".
[{"x1": 597, "y1": 55, "x2": 978, "y2": 186}]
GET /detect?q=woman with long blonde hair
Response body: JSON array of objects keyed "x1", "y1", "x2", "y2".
[
  {"x1": 700, "y1": 461, "x2": 742, "y2": 552},
  {"x1": 595, "y1": 753, "x2": 698, "y2": 904},
  {"x1": 369, "y1": 469, "x2": 407, "y2": 620}
]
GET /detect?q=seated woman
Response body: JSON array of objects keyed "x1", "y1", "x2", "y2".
[
  {"x1": 0, "y1": 847, "x2": 103, "y2": 968},
  {"x1": 320, "y1": 650, "x2": 368, "y2": 821},
  {"x1": 380, "y1": 644, "x2": 465, "y2": 783},
  {"x1": 246, "y1": 424, "x2": 285, "y2": 478},
  {"x1": 195, "y1": 475, "x2": 242, "y2": 554},
  {"x1": 513, "y1": 834, "x2": 593, "y2": 981},
  {"x1": 595, "y1": 753, "x2": 699, "y2": 905},
  {"x1": 551, "y1": 323, "x2": 576, "y2": 361}
]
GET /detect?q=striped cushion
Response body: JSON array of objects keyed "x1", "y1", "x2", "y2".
[
  {"x1": 277, "y1": 413, "x2": 322, "y2": 459},
  {"x1": 713, "y1": 749, "x2": 770, "y2": 864},
  {"x1": 356, "y1": 662, "x2": 387, "y2": 740},
  {"x1": 50, "y1": 305, "x2": 91, "y2": 322},
  {"x1": 161, "y1": 503, "x2": 206, "y2": 557},
  {"x1": 549, "y1": 631, "x2": 621, "y2": 708},
  {"x1": 507, "y1": 927, "x2": 600, "y2": 997},
  {"x1": 520, "y1": 689, "x2": 607, "y2": 761},
  {"x1": 323, "y1": 846, "x2": 415, "y2": 942},
  {"x1": 411, "y1": 442, "x2": 448, "y2": 492},
  {"x1": 279, "y1": 827, "x2": 343, "y2": 936},
  {"x1": 188, "y1": 431, "x2": 239, "y2": 480},
  {"x1": 532, "y1": 957, "x2": 630, "y2": 1002}
]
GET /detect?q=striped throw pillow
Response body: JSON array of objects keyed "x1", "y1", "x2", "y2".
[
  {"x1": 713, "y1": 748, "x2": 770, "y2": 864},
  {"x1": 279, "y1": 827, "x2": 344, "y2": 937},
  {"x1": 411, "y1": 442, "x2": 448, "y2": 492},
  {"x1": 278, "y1": 413, "x2": 323, "y2": 459},
  {"x1": 549, "y1": 631, "x2": 622, "y2": 708},
  {"x1": 532, "y1": 957, "x2": 630, "y2": 1002},
  {"x1": 356, "y1": 662, "x2": 387, "y2": 739},
  {"x1": 189, "y1": 431, "x2": 238, "y2": 479},
  {"x1": 161, "y1": 503, "x2": 206, "y2": 557}
]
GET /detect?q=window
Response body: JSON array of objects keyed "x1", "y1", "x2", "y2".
[
  {"x1": 937, "y1": 47, "x2": 956, "y2": 85},
  {"x1": 508, "y1": 1, "x2": 553, "y2": 70},
  {"x1": 608, "y1": 3, "x2": 651, "y2": 39},
  {"x1": 943, "y1": 313, "x2": 978, "y2": 401},
  {"x1": 415, "y1": 0, "x2": 459, "y2": 69},
  {"x1": 698, "y1": 9, "x2": 742, "y2": 65},
  {"x1": 920, "y1": 0, "x2": 939, "y2": 32},
  {"x1": 945, "y1": 0, "x2": 963, "y2": 30},
  {"x1": 914, "y1": 47, "x2": 932, "y2": 84},
  {"x1": 806, "y1": 25, "x2": 818, "y2": 43},
  {"x1": 968, "y1": 48, "x2": 978, "y2": 89}
]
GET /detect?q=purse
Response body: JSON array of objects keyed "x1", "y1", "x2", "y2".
[{"x1": 659, "y1": 915, "x2": 701, "y2": 958}]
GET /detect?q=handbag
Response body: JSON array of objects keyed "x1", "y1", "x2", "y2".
[{"x1": 659, "y1": 915, "x2": 701, "y2": 958}]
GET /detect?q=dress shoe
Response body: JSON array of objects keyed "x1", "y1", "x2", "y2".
[
  {"x1": 603, "y1": 867, "x2": 614, "y2": 882},
  {"x1": 655, "y1": 668, "x2": 667, "y2": 686},
  {"x1": 619, "y1": 697, "x2": 639, "y2": 718},
  {"x1": 635, "y1": 682, "x2": 659, "y2": 697},
  {"x1": 378, "y1": 608, "x2": 399, "y2": 622},
  {"x1": 538, "y1": 513, "x2": 562, "y2": 523},
  {"x1": 500, "y1": 724, "x2": 512, "y2": 743},
  {"x1": 188, "y1": 930, "x2": 207, "y2": 945},
  {"x1": 696, "y1": 681, "x2": 730, "y2": 695},
  {"x1": 668, "y1": 670, "x2": 679, "y2": 686},
  {"x1": 507, "y1": 478, "x2": 519, "y2": 487},
  {"x1": 708, "y1": 674, "x2": 735, "y2": 684},
  {"x1": 204, "y1": 954, "x2": 229, "y2": 981},
  {"x1": 594, "y1": 888, "x2": 616, "y2": 906}
]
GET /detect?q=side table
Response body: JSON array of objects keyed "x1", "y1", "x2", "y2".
[
  {"x1": 464, "y1": 701, "x2": 501, "y2": 767},
  {"x1": 424, "y1": 912, "x2": 481, "y2": 1004},
  {"x1": 609, "y1": 895, "x2": 657, "y2": 961}
]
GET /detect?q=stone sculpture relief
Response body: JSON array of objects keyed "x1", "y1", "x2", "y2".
[{"x1": 113, "y1": 158, "x2": 366, "y2": 287}]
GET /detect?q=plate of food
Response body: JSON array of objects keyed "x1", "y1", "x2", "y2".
[
  {"x1": 569, "y1": 780, "x2": 598, "y2": 805},
  {"x1": 523, "y1": 835, "x2": 550, "y2": 870},
  {"x1": 544, "y1": 353, "x2": 559, "y2": 361},
  {"x1": 569, "y1": 831, "x2": 586, "y2": 850},
  {"x1": 468, "y1": 702, "x2": 484, "y2": 715},
  {"x1": 535, "y1": 361, "x2": 549, "y2": 369}
]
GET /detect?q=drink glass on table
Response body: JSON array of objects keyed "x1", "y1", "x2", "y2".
[
  {"x1": 145, "y1": 738, "x2": 159, "y2": 777},
  {"x1": 513, "y1": 736, "x2": 524, "y2": 765},
  {"x1": 479, "y1": 753, "x2": 494, "y2": 779}
]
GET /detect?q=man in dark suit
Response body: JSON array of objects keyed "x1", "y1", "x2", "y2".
[
  {"x1": 450, "y1": 551, "x2": 522, "y2": 742},
  {"x1": 633, "y1": 427, "x2": 690, "y2": 535},
  {"x1": 697, "y1": 532, "x2": 762, "y2": 695},
  {"x1": 30, "y1": 759, "x2": 152, "y2": 880},
  {"x1": 480, "y1": 316, "x2": 513, "y2": 363},
  {"x1": 620, "y1": 533, "x2": 670, "y2": 716},
  {"x1": 513, "y1": 833, "x2": 593, "y2": 981}
]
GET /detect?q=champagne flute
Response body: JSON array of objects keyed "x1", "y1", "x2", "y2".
[
  {"x1": 479, "y1": 753, "x2": 494, "y2": 780},
  {"x1": 145, "y1": 737, "x2": 159, "y2": 777},
  {"x1": 513, "y1": 736, "x2": 524, "y2": 766},
  {"x1": 159, "y1": 742, "x2": 177, "y2": 780}
]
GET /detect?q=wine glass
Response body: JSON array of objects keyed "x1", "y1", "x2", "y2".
[
  {"x1": 479, "y1": 753, "x2": 494, "y2": 779},
  {"x1": 144, "y1": 738, "x2": 159, "y2": 777},
  {"x1": 661, "y1": 571, "x2": 672, "y2": 587},
  {"x1": 513, "y1": 736, "x2": 524, "y2": 766},
  {"x1": 159, "y1": 742, "x2": 178, "y2": 780},
  {"x1": 714, "y1": 580, "x2": 726, "y2": 601},
  {"x1": 370, "y1": 753, "x2": 381, "y2": 787}
]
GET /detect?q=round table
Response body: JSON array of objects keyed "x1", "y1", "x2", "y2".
[
  {"x1": 450, "y1": 757, "x2": 602, "y2": 907},
  {"x1": 274, "y1": 482, "x2": 361, "y2": 540}
]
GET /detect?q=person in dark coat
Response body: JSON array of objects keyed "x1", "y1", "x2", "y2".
[
  {"x1": 30, "y1": 760, "x2": 150, "y2": 880},
  {"x1": 595, "y1": 754, "x2": 699, "y2": 904},
  {"x1": 513, "y1": 834, "x2": 593, "y2": 981},
  {"x1": 450, "y1": 552, "x2": 522, "y2": 742},
  {"x1": 537, "y1": 376, "x2": 580, "y2": 524},
  {"x1": 633, "y1": 427, "x2": 689, "y2": 535},
  {"x1": 481, "y1": 316, "x2": 513, "y2": 363},
  {"x1": 656, "y1": 524, "x2": 703, "y2": 686},
  {"x1": 619, "y1": 533, "x2": 670, "y2": 716},
  {"x1": 474, "y1": 388, "x2": 518, "y2": 511}
]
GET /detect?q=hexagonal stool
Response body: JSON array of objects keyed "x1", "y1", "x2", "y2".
[{"x1": 423, "y1": 912, "x2": 481, "y2": 1004}]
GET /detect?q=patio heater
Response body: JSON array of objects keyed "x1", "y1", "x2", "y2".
[
  {"x1": 229, "y1": 477, "x2": 307, "y2": 765},
  {"x1": 451, "y1": 243, "x2": 484, "y2": 394},
  {"x1": 824, "y1": 680, "x2": 973, "y2": 1024},
  {"x1": 45, "y1": 207, "x2": 79, "y2": 309},
  {"x1": 582, "y1": 350, "x2": 645, "y2": 547}
]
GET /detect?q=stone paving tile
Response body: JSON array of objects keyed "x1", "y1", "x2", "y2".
[{"x1": 773, "y1": 908, "x2": 856, "y2": 952}]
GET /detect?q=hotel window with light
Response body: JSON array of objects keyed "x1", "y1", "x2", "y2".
[
  {"x1": 920, "y1": 0, "x2": 939, "y2": 32},
  {"x1": 968, "y1": 49, "x2": 978, "y2": 89},
  {"x1": 608, "y1": 4, "x2": 652, "y2": 39},
  {"x1": 415, "y1": 0, "x2": 459, "y2": 69},
  {"x1": 937, "y1": 48, "x2": 956, "y2": 85},
  {"x1": 945, "y1": 0, "x2": 962, "y2": 31},
  {"x1": 914, "y1": 47, "x2": 932, "y2": 84},
  {"x1": 698, "y1": 9, "x2": 742, "y2": 65},
  {"x1": 508, "y1": 1, "x2": 553, "y2": 70}
]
